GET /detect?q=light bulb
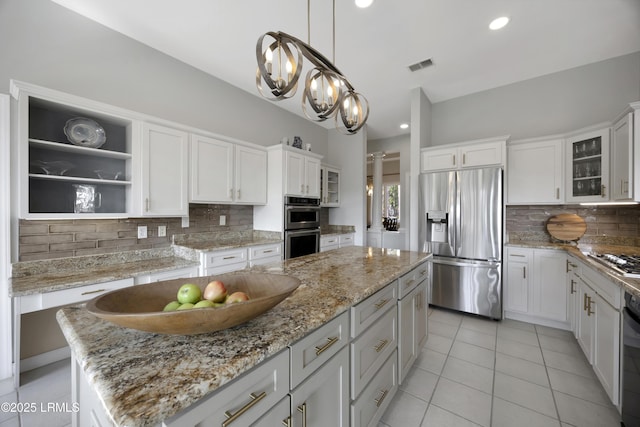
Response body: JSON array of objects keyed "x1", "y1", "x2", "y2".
[
  {"x1": 355, "y1": 0, "x2": 373, "y2": 8},
  {"x1": 265, "y1": 48, "x2": 272, "y2": 62},
  {"x1": 285, "y1": 61, "x2": 293, "y2": 73},
  {"x1": 489, "y1": 16, "x2": 509, "y2": 30}
]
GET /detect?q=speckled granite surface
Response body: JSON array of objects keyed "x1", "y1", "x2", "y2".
[
  {"x1": 507, "y1": 240, "x2": 640, "y2": 297},
  {"x1": 56, "y1": 246, "x2": 430, "y2": 427},
  {"x1": 320, "y1": 225, "x2": 356, "y2": 235},
  {"x1": 10, "y1": 247, "x2": 200, "y2": 297},
  {"x1": 172, "y1": 230, "x2": 282, "y2": 252}
]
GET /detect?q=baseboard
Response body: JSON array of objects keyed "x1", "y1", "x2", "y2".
[
  {"x1": 0, "y1": 376, "x2": 16, "y2": 395},
  {"x1": 503, "y1": 311, "x2": 572, "y2": 331},
  {"x1": 20, "y1": 346, "x2": 70, "y2": 373}
]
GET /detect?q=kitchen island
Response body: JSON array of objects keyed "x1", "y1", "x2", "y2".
[{"x1": 56, "y1": 246, "x2": 431, "y2": 427}]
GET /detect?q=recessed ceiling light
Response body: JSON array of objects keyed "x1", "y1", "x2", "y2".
[
  {"x1": 355, "y1": 0, "x2": 374, "y2": 8},
  {"x1": 400, "y1": 123, "x2": 409, "y2": 129},
  {"x1": 489, "y1": 16, "x2": 509, "y2": 30}
]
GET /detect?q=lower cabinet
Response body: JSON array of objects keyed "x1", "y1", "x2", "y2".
[
  {"x1": 398, "y1": 280, "x2": 428, "y2": 384},
  {"x1": 135, "y1": 266, "x2": 199, "y2": 285},
  {"x1": 504, "y1": 247, "x2": 569, "y2": 328},
  {"x1": 290, "y1": 346, "x2": 350, "y2": 427},
  {"x1": 200, "y1": 243, "x2": 283, "y2": 275},
  {"x1": 351, "y1": 350, "x2": 398, "y2": 427},
  {"x1": 574, "y1": 269, "x2": 621, "y2": 406}
]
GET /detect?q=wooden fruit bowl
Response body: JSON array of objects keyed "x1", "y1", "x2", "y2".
[{"x1": 85, "y1": 273, "x2": 300, "y2": 335}]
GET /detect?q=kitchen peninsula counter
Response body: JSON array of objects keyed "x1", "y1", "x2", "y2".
[{"x1": 56, "y1": 246, "x2": 431, "y2": 427}]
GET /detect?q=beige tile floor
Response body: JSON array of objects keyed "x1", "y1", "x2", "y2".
[
  {"x1": 379, "y1": 307, "x2": 622, "y2": 427},
  {"x1": 0, "y1": 306, "x2": 623, "y2": 427}
]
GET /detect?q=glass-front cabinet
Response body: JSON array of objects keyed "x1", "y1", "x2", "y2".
[
  {"x1": 320, "y1": 165, "x2": 340, "y2": 207},
  {"x1": 565, "y1": 127, "x2": 610, "y2": 203},
  {"x1": 12, "y1": 81, "x2": 135, "y2": 218}
]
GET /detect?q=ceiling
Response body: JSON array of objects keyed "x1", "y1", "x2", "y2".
[{"x1": 51, "y1": 0, "x2": 640, "y2": 140}]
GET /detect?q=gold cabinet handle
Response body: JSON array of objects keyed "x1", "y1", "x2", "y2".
[
  {"x1": 281, "y1": 417, "x2": 292, "y2": 427},
  {"x1": 374, "y1": 298, "x2": 390, "y2": 310},
  {"x1": 374, "y1": 389, "x2": 389, "y2": 407},
  {"x1": 222, "y1": 391, "x2": 266, "y2": 427},
  {"x1": 223, "y1": 256, "x2": 237, "y2": 260},
  {"x1": 81, "y1": 289, "x2": 107, "y2": 296},
  {"x1": 419, "y1": 269, "x2": 427, "y2": 277},
  {"x1": 523, "y1": 266, "x2": 526, "y2": 279},
  {"x1": 374, "y1": 339, "x2": 389, "y2": 353},
  {"x1": 405, "y1": 278, "x2": 415, "y2": 287},
  {"x1": 262, "y1": 249, "x2": 274, "y2": 254},
  {"x1": 583, "y1": 293, "x2": 589, "y2": 311},
  {"x1": 570, "y1": 279, "x2": 576, "y2": 295},
  {"x1": 566, "y1": 259, "x2": 570, "y2": 273},
  {"x1": 315, "y1": 336, "x2": 339, "y2": 356},
  {"x1": 297, "y1": 402, "x2": 307, "y2": 427},
  {"x1": 587, "y1": 296, "x2": 594, "y2": 316}
]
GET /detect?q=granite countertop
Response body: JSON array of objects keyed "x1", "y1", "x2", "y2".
[
  {"x1": 173, "y1": 236, "x2": 283, "y2": 252},
  {"x1": 320, "y1": 225, "x2": 356, "y2": 236},
  {"x1": 507, "y1": 240, "x2": 640, "y2": 297},
  {"x1": 56, "y1": 246, "x2": 431, "y2": 427},
  {"x1": 10, "y1": 247, "x2": 200, "y2": 297}
]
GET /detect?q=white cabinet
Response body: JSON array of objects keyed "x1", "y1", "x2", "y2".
[
  {"x1": 351, "y1": 350, "x2": 397, "y2": 427},
  {"x1": 507, "y1": 138, "x2": 564, "y2": 204},
  {"x1": 134, "y1": 266, "x2": 199, "y2": 285},
  {"x1": 199, "y1": 247, "x2": 248, "y2": 276},
  {"x1": 339, "y1": 234, "x2": 354, "y2": 248},
  {"x1": 321, "y1": 165, "x2": 341, "y2": 206},
  {"x1": 285, "y1": 149, "x2": 321, "y2": 198},
  {"x1": 504, "y1": 247, "x2": 569, "y2": 329},
  {"x1": 574, "y1": 268, "x2": 621, "y2": 405},
  {"x1": 611, "y1": 112, "x2": 633, "y2": 201},
  {"x1": 248, "y1": 243, "x2": 282, "y2": 267},
  {"x1": 320, "y1": 235, "x2": 340, "y2": 252},
  {"x1": 11, "y1": 80, "x2": 135, "y2": 219},
  {"x1": 420, "y1": 137, "x2": 506, "y2": 172},
  {"x1": 566, "y1": 256, "x2": 580, "y2": 335},
  {"x1": 565, "y1": 127, "x2": 610, "y2": 203},
  {"x1": 163, "y1": 350, "x2": 290, "y2": 427},
  {"x1": 189, "y1": 134, "x2": 267, "y2": 205},
  {"x1": 138, "y1": 122, "x2": 189, "y2": 216},
  {"x1": 398, "y1": 280, "x2": 427, "y2": 384}
]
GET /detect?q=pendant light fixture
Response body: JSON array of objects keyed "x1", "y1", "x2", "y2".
[{"x1": 256, "y1": 0, "x2": 369, "y2": 134}]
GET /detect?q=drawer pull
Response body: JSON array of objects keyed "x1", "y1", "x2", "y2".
[
  {"x1": 297, "y1": 402, "x2": 307, "y2": 427},
  {"x1": 419, "y1": 269, "x2": 427, "y2": 276},
  {"x1": 262, "y1": 249, "x2": 274, "y2": 254},
  {"x1": 281, "y1": 417, "x2": 292, "y2": 427},
  {"x1": 587, "y1": 296, "x2": 594, "y2": 316},
  {"x1": 405, "y1": 279, "x2": 415, "y2": 287},
  {"x1": 583, "y1": 293, "x2": 589, "y2": 311},
  {"x1": 510, "y1": 254, "x2": 526, "y2": 258},
  {"x1": 222, "y1": 391, "x2": 266, "y2": 427},
  {"x1": 374, "y1": 298, "x2": 390, "y2": 310},
  {"x1": 523, "y1": 267, "x2": 526, "y2": 279},
  {"x1": 374, "y1": 389, "x2": 389, "y2": 407},
  {"x1": 570, "y1": 279, "x2": 576, "y2": 295},
  {"x1": 81, "y1": 289, "x2": 107, "y2": 296},
  {"x1": 374, "y1": 339, "x2": 389, "y2": 353},
  {"x1": 223, "y1": 256, "x2": 237, "y2": 260},
  {"x1": 315, "y1": 336, "x2": 339, "y2": 356}
]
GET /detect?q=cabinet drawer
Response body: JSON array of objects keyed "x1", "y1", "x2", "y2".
[
  {"x1": 290, "y1": 311, "x2": 349, "y2": 389},
  {"x1": 18, "y1": 278, "x2": 134, "y2": 314},
  {"x1": 249, "y1": 243, "x2": 282, "y2": 261},
  {"x1": 350, "y1": 306, "x2": 397, "y2": 399},
  {"x1": 339, "y1": 234, "x2": 354, "y2": 247},
  {"x1": 321, "y1": 235, "x2": 339, "y2": 247},
  {"x1": 398, "y1": 262, "x2": 429, "y2": 298},
  {"x1": 164, "y1": 349, "x2": 289, "y2": 426},
  {"x1": 580, "y1": 265, "x2": 622, "y2": 309},
  {"x1": 507, "y1": 247, "x2": 531, "y2": 261},
  {"x1": 202, "y1": 248, "x2": 248, "y2": 268},
  {"x1": 351, "y1": 283, "x2": 397, "y2": 337},
  {"x1": 135, "y1": 266, "x2": 198, "y2": 285},
  {"x1": 350, "y1": 350, "x2": 398, "y2": 427}
]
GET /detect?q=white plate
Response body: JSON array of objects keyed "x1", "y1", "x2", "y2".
[{"x1": 63, "y1": 117, "x2": 106, "y2": 148}]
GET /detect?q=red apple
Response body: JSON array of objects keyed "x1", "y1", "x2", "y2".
[
  {"x1": 203, "y1": 280, "x2": 227, "y2": 303},
  {"x1": 226, "y1": 291, "x2": 250, "y2": 304}
]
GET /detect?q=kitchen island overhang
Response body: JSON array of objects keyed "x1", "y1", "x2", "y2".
[{"x1": 56, "y1": 246, "x2": 432, "y2": 427}]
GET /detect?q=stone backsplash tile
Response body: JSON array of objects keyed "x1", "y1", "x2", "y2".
[
  {"x1": 507, "y1": 204, "x2": 640, "y2": 246},
  {"x1": 18, "y1": 204, "x2": 254, "y2": 261}
]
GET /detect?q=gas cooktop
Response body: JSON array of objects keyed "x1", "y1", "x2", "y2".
[{"x1": 587, "y1": 253, "x2": 640, "y2": 278}]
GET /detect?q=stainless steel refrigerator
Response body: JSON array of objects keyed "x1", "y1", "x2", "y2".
[{"x1": 419, "y1": 167, "x2": 502, "y2": 319}]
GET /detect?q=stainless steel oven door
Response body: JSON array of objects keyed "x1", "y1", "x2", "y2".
[
  {"x1": 285, "y1": 228, "x2": 320, "y2": 259},
  {"x1": 285, "y1": 206, "x2": 320, "y2": 230}
]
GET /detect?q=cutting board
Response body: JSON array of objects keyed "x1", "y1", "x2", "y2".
[{"x1": 546, "y1": 214, "x2": 587, "y2": 242}]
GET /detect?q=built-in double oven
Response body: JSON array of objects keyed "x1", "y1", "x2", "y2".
[{"x1": 284, "y1": 196, "x2": 320, "y2": 259}]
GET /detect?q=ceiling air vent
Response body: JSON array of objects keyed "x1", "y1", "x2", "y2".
[{"x1": 408, "y1": 58, "x2": 433, "y2": 72}]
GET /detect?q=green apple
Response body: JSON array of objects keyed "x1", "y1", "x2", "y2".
[
  {"x1": 177, "y1": 302, "x2": 195, "y2": 310},
  {"x1": 194, "y1": 300, "x2": 215, "y2": 308},
  {"x1": 163, "y1": 300, "x2": 181, "y2": 311},
  {"x1": 177, "y1": 283, "x2": 201, "y2": 304}
]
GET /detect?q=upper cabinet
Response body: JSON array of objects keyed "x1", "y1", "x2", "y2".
[
  {"x1": 507, "y1": 138, "x2": 564, "y2": 204},
  {"x1": 11, "y1": 80, "x2": 135, "y2": 219},
  {"x1": 320, "y1": 165, "x2": 340, "y2": 207},
  {"x1": 284, "y1": 148, "x2": 321, "y2": 198},
  {"x1": 420, "y1": 137, "x2": 506, "y2": 172},
  {"x1": 189, "y1": 134, "x2": 267, "y2": 205},
  {"x1": 565, "y1": 127, "x2": 610, "y2": 203},
  {"x1": 611, "y1": 112, "x2": 633, "y2": 201},
  {"x1": 137, "y1": 123, "x2": 189, "y2": 217}
]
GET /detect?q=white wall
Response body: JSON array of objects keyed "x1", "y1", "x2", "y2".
[
  {"x1": 0, "y1": 0, "x2": 328, "y2": 153},
  {"x1": 326, "y1": 129, "x2": 367, "y2": 246},
  {"x1": 431, "y1": 52, "x2": 640, "y2": 145}
]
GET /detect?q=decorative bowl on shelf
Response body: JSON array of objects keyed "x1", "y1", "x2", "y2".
[
  {"x1": 93, "y1": 170, "x2": 124, "y2": 180},
  {"x1": 63, "y1": 117, "x2": 107, "y2": 149},
  {"x1": 85, "y1": 273, "x2": 301, "y2": 335},
  {"x1": 29, "y1": 160, "x2": 74, "y2": 176}
]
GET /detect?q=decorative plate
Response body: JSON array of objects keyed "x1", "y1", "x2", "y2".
[{"x1": 63, "y1": 117, "x2": 107, "y2": 148}]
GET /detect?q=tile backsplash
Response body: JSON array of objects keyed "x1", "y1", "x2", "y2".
[
  {"x1": 507, "y1": 204, "x2": 640, "y2": 246},
  {"x1": 18, "y1": 204, "x2": 254, "y2": 261}
]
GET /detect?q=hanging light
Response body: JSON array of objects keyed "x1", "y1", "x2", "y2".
[{"x1": 255, "y1": 0, "x2": 369, "y2": 134}]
